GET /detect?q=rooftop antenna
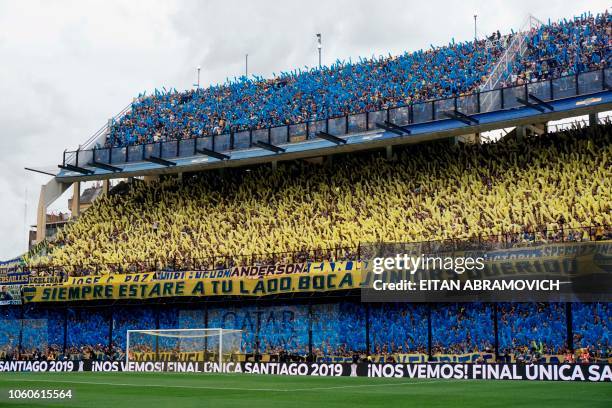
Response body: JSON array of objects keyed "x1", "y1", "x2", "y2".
[
  {"x1": 316, "y1": 33, "x2": 322, "y2": 68},
  {"x1": 194, "y1": 66, "x2": 201, "y2": 88}
]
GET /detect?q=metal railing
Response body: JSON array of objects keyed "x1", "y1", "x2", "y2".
[
  {"x1": 480, "y1": 14, "x2": 544, "y2": 93},
  {"x1": 62, "y1": 68, "x2": 611, "y2": 169}
]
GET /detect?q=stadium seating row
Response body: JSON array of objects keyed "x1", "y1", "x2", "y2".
[
  {"x1": 1, "y1": 302, "x2": 609, "y2": 361},
  {"x1": 105, "y1": 12, "x2": 610, "y2": 148},
  {"x1": 505, "y1": 13, "x2": 610, "y2": 85},
  {"x1": 31, "y1": 123, "x2": 612, "y2": 273}
]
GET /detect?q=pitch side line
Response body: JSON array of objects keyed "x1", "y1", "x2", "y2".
[{"x1": 2, "y1": 378, "x2": 444, "y2": 392}]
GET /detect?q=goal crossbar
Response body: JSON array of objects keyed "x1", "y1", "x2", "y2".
[
  {"x1": 128, "y1": 329, "x2": 242, "y2": 339},
  {"x1": 125, "y1": 328, "x2": 243, "y2": 365}
]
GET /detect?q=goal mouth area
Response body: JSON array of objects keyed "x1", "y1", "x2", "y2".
[{"x1": 125, "y1": 328, "x2": 245, "y2": 365}]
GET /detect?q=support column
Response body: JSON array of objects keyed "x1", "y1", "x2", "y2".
[
  {"x1": 271, "y1": 160, "x2": 278, "y2": 171},
  {"x1": 365, "y1": 303, "x2": 371, "y2": 357},
  {"x1": 427, "y1": 304, "x2": 432, "y2": 360},
  {"x1": 493, "y1": 303, "x2": 499, "y2": 361},
  {"x1": 515, "y1": 125, "x2": 527, "y2": 140},
  {"x1": 102, "y1": 179, "x2": 110, "y2": 195},
  {"x1": 308, "y1": 303, "x2": 313, "y2": 360},
  {"x1": 589, "y1": 113, "x2": 598, "y2": 126},
  {"x1": 108, "y1": 308, "x2": 114, "y2": 354},
  {"x1": 566, "y1": 303, "x2": 573, "y2": 352},
  {"x1": 35, "y1": 180, "x2": 70, "y2": 243},
  {"x1": 385, "y1": 145, "x2": 393, "y2": 160},
  {"x1": 70, "y1": 181, "x2": 80, "y2": 218},
  {"x1": 36, "y1": 186, "x2": 47, "y2": 243},
  {"x1": 63, "y1": 308, "x2": 68, "y2": 356}
]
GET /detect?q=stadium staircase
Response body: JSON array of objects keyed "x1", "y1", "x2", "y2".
[{"x1": 479, "y1": 14, "x2": 544, "y2": 110}]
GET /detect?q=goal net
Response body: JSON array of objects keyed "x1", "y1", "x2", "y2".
[{"x1": 125, "y1": 328, "x2": 243, "y2": 365}]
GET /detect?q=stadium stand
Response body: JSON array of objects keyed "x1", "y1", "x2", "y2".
[
  {"x1": 103, "y1": 12, "x2": 610, "y2": 149},
  {"x1": 431, "y1": 303, "x2": 494, "y2": 355},
  {"x1": 1, "y1": 10, "x2": 611, "y2": 370},
  {"x1": 572, "y1": 303, "x2": 610, "y2": 356},
  {"x1": 2, "y1": 301, "x2": 609, "y2": 363},
  {"x1": 29, "y1": 122, "x2": 612, "y2": 274},
  {"x1": 369, "y1": 303, "x2": 428, "y2": 355},
  {"x1": 504, "y1": 12, "x2": 611, "y2": 85},
  {"x1": 107, "y1": 39, "x2": 506, "y2": 147},
  {"x1": 498, "y1": 303, "x2": 567, "y2": 357}
]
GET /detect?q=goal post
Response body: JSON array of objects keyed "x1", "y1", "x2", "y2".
[{"x1": 125, "y1": 328, "x2": 243, "y2": 365}]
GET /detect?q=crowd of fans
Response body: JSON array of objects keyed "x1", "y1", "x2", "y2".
[
  {"x1": 573, "y1": 303, "x2": 609, "y2": 360},
  {"x1": 103, "y1": 12, "x2": 609, "y2": 149},
  {"x1": 504, "y1": 12, "x2": 611, "y2": 85},
  {"x1": 369, "y1": 304, "x2": 428, "y2": 356},
  {"x1": 107, "y1": 37, "x2": 505, "y2": 147},
  {"x1": 30, "y1": 122, "x2": 612, "y2": 274},
  {"x1": 431, "y1": 303, "x2": 494, "y2": 355},
  {"x1": 498, "y1": 303, "x2": 567, "y2": 357},
  {"x1": 2, "y1": 12, "x2": 611, "y2": 365},
  {"x1": 1, "y1": 302, "x2": 609, "y2": 362}
]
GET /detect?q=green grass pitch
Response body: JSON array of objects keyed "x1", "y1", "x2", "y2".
[{"x1": 0, "y1": 372, "x2": 610, "y2": 407}]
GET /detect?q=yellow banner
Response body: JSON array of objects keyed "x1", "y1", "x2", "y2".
[
  {"x1": 65, "y1": 272, "x2": 155, "y2": 285},
  {"x1": 22, "y1": 270, "x2": 358, "y2": 303}
]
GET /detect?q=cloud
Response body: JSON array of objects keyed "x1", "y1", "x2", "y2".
[{"x1": 0, "y1": 0, "x2": 608, "y2": 259}]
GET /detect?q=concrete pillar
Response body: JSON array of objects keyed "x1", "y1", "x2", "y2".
[
  {"x1": 386, "y1": 145, "x2": 393, "y2": 160},
  {"x1": 71, "y1": 182, "x2": 80, "y2": 218},
  {"x1": 271, "y1": 161, "x2": 278, "y2": 171},
  {"x1": 589, "y1": 113, "x2": 598, "y2": 126},
  {"x1": 177, "y1": 173, "x2": 183, "y2": 181},
  {"x1": 36, "y1": 186, "x2": 47, "y2": 243},
  {"x1": 515, "y1": 125, "x2": 527, "y2": 140},
  {"x1": 102, "y1": 179, "x2": 110, "y2": 195}
]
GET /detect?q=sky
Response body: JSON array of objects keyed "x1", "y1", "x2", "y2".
[{"x1": 0, "y1": 0, "x2": 608, "y2": 260}]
